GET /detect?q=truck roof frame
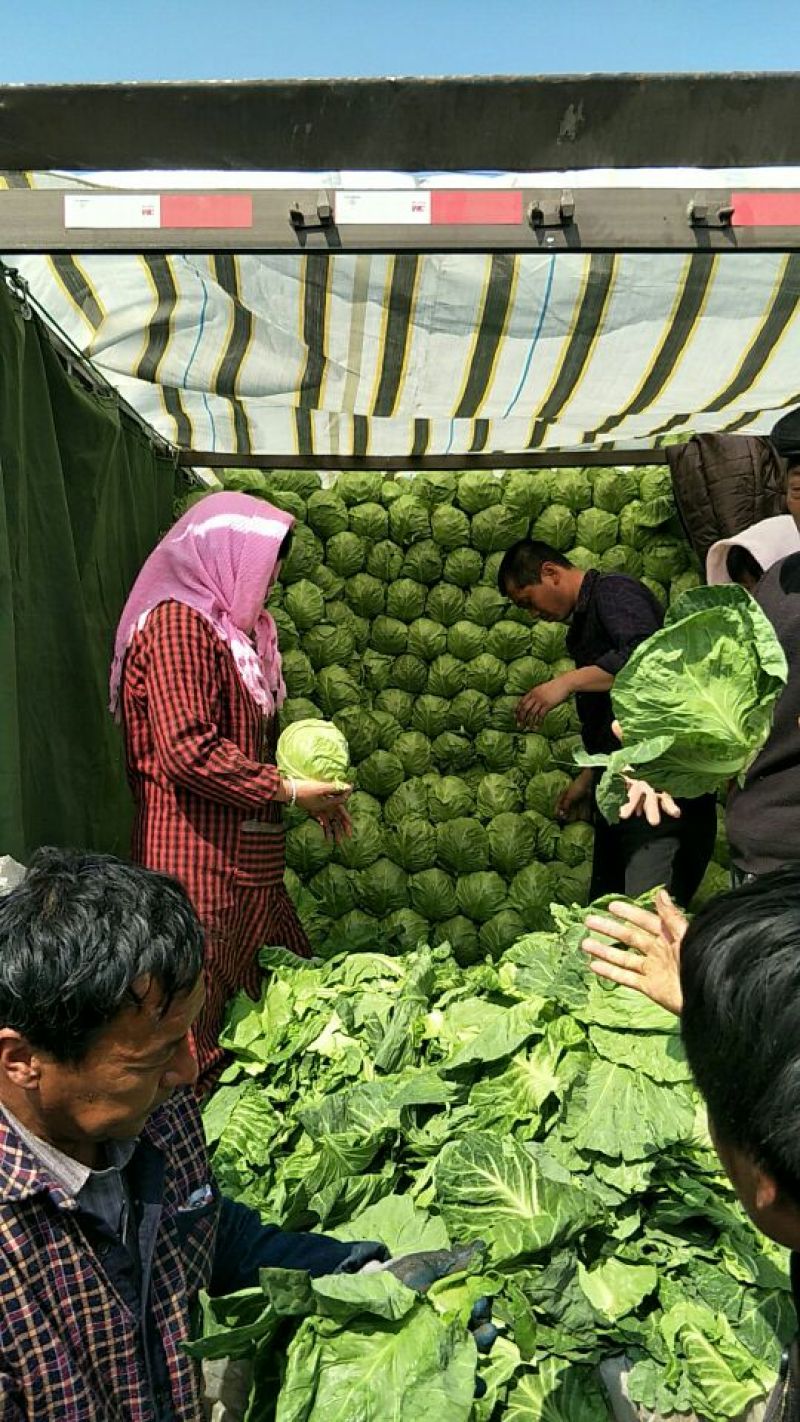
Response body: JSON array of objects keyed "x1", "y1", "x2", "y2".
[{"x1": 2, "y1": 73, "x2": 799, "y2": 174}]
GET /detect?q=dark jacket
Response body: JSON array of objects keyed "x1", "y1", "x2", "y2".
[
  {"x1": 667, "y1": 434, "x2": 787, "y2": 566},
  {"x1": 726, "y1": 553, "x2": 800, "y2": 876},
  {"x1": 764, "y1": 1253, "x2": 800, "y2": 1422},
  {"x1": 565, "y1": 569, "x2": 664, "y2": 755}
]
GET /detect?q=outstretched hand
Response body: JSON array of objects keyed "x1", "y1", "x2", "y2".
[
  {"x1": 582, "y1": 891, "x2": 687, "y2": 1016},
  {"x1": 516, "y1": 677, "x2": 569, "y2": 729},
  {"x1": 619, "y1": 777, "x2": 681, "y2": 826},
  {"x1": 555, "y1": 770, "x2": 593, "y2": 823}
]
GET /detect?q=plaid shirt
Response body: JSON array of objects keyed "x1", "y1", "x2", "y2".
[
  {"x1": 0, "y1": 1090, "x2": 217, "y2": 1421},
  {"x1": 122, "y1": 598, "x2": 284, "y2": 912}
]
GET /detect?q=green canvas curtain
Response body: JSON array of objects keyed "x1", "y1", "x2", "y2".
[{"x1": 0, "y1": 277, "x2": 177, "y2": 860}]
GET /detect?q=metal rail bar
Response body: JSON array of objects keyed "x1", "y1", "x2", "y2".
[
  {"x1": 179, "y1": 449, "x2": 670, "y2": 471},
  {"x1": 3, "y1": 185, "x2": 800, "y2": 253}
]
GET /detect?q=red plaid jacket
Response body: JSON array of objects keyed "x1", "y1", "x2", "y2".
[
  {"x1": 121, "y1": 600, "x2": 310, "y2": 1082},
  {"x1": 122, "y1": 598, "x2": 284, "y2": 919},
  {"x1": 0, "y1": 1091, "x2": 217, "y2": 1420}
]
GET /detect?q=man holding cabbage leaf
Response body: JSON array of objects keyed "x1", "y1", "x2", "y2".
[
  {"x1": 605, "y1": 523, "x2": 800, "y2": 881},
  {"x1": 498, "y1": 539, "x2": 717, "y2": 906},
  {"x1": 602, "y1": 433, "x2": 800, "y2": 888}
]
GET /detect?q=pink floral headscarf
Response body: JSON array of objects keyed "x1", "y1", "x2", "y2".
[{"x1": 109, "y1": 492, "x2": 295, "y2": 719}]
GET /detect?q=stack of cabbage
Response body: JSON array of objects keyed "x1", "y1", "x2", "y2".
[{"x1": 219, "y1": 465, "x2": 706, "y2": 959}]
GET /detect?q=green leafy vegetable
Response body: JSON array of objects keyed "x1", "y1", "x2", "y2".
[
  {"x1": 202, "y1": 883, "x2": 789, "y2": 1421},
  {"x1": 348, "y1": 500, "x2": 388, "y2": 542},
  {"x1": 305, "y1": 490, "x2": 349, "y2": 540},
  {"x1": 455, "y1": 470, "x2": 503, "y2": 514},
  {"x1": 389, "y1": 494, "x2": 431, "y2": 546},
  {"x1": 326, "y1": 530, "x2": 367, "y2": 578},
  {"x1": 577, "y1": 586, "x2": 788, "y2": 819},
  {"x1": 403, "y1": 539, "x2": 444, "y2": 585},
  {"x1": 431, "y1": 503, "x2": 471, "y2": 550},
  {"x1": 386, "y1": 579, "x2": 428, "y2": 623},
  {"x1": 284, "y1": 579, "x2": 325, "y2": 631},
  {"x1": 277, "y1": 719, "x2": 351, "y2": 787}
]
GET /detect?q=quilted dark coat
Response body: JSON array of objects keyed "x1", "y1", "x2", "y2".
[{"x1": 666, "y1": 433, "x2": 787, "y2": 565}]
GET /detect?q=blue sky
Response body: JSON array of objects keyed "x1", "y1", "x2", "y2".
[{"x1": 4, "y1": 0, "x2": 799, "y2": 83}]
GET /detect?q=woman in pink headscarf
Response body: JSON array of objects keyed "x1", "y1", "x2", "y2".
[{"x1": 110, "y1": 492, "x2": 350, "y2": 1090}]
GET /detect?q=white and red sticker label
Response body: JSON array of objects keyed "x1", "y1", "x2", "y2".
[
  {"x1": 335, "y1": 190, "x2": 523, "y2": 226},
  {"x1": 64, "y1": 194, "x2": 254, "y2": 230},
  {"x1": 335, "y1": 191, "x2": 433, "y2": 226}
]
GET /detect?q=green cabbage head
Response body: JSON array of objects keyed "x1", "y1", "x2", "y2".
[{"x1": 277, "y1": 718, "x2": 351, "y2": 787}]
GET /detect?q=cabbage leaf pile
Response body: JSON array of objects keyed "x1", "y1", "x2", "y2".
[{"x1": 192, "y1": 898, "x2": 792, "y2": 1421}]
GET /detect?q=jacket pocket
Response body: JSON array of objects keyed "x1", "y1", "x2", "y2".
[
  {"x1": 234, "y1": 820, "x2": 286, "y2": 889},
  {"x1": 167, "y1": 1191, "x2": 220, "y2": 1300}
]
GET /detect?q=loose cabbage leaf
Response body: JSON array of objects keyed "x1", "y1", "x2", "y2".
[
  {"x1": 504, "y1": 1359, "x2": 611, "y2": 1421},
  {"x1": 576, "y1": 586, "x2": 787, "y2": 820},
  {"x1": 276, "y1": 1298, "x2": 477, "y2": 1422},
  {"x1": 434, "y1": 1134, "x2": 602, "y2": 1264}
]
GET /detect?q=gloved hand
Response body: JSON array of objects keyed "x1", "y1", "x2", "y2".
[
  {"x1": 467, "y1": 1294, "x2": 499, "y2": 1399},
  {"x1": 381, "y1": 1241, "x2": 485, "y2": 1292},
  {"x1": 361, "y1": 1240, "x2": 499, "y2": 1389}
]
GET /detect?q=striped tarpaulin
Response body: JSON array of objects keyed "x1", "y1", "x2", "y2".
[{"x1": 4, "y1": 171, "x2": 800, "y2": 458}]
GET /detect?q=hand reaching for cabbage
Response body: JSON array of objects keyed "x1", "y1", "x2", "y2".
[
  {"x1": 515, "y1": 676, "x2": 570, "y2": 729},
  {"x1": 553, "y1": 727, "x2": 679, "y2": 828},
  {"x1": 313, "y1": 802, "x2": 352, "y2": 842},
  {"x1": 554, "y1": 768, "x2": 593, "y2": 823}
]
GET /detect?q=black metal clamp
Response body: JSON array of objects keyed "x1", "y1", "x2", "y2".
[
  {"x1": 1, "y1": 263, "x2": 32, "y2": 319},
  {"x1": 687, "y1": 197, "x2": 735, "y2": 229},
  {"x1": 528, "y1": 190, "x2": 575, "y2": 229},
  {"x1": 289, "y1": 191, "x2": 335, "y2": 232}
]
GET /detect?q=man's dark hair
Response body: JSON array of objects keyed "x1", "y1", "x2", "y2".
[
  {"x1": 725, "y1": 545, "x2": 764, "y2": 588},
  {"x1": 680, "y1": 867, "x2": 800, "y2": 1201},
  {"x1": 779, "y1": 553, "x2": 800, "y2": 594},
  {"x1": 497, "y1": 540, "x2": 572, "y2": 596},
  {"x1": 771, "y1": 407, "x2": 800, "y2": 472},
  {"x1": 0, "y1": 849, "x2": 204, "y2": 1064}
]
